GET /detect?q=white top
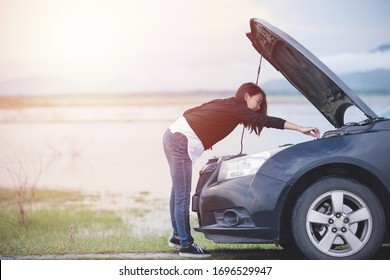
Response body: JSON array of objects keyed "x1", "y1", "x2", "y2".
[{"x1": 169, "y1": 117, "x2": 204, "y2": 163}]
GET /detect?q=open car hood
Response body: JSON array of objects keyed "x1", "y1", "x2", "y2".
[{"x1": 247, "y1": 18, "x2": 377, "y2": 128}]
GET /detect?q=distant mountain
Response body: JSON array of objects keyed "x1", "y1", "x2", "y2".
[
  {"x1": 371, "y1": 44, "x2": 390, "y2": 53},
  {"x1": 341, "y1": 69, "x2": 390, "y2": 93},
  {"x1": 262, "y1": 68, "x2": 390, "y2": 95},
  {"x1": 262, "y1": 78, "x2": 296, "y2": 95},
  {"x1": 1, "y1": 69, "x2": 389, "y2": 96},
  {"x1": 0, "y1": 70, "x2": 390, "y2": 95}
]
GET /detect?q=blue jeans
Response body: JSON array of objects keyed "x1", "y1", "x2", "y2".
[{"x1": 163, "y1": 129, "x2": 194, "y2": 247}]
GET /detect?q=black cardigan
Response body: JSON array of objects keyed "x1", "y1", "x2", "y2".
[{"x1": 183, "y1": 97, "x2": 286, "y2": 150}]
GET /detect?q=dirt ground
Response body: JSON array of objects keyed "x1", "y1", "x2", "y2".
[
  {"x1": 0, "y1": 252, "x2": 179, "y2": 260},
  {"x1": 2, "y1": 245, "x2": 390, "y2": 260}
]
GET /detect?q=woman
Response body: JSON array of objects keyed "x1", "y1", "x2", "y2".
[{"x1": 163, "y1": 82, "x2": 320, "y2": 258}]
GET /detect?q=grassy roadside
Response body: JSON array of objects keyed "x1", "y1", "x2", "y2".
[
  {"x1": 1, "y1": 188, "x2": 389, "y2": 260},
  {"x1": 0, "y1": 187, "x2": 282, "y2": 258},
  {"x1": 0, "y1": 187, "x2": 171, "y2": 255}
]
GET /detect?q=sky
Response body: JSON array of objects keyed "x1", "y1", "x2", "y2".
[{"x1": 0, "y1": 0, "x2": 389, "y2": 93}]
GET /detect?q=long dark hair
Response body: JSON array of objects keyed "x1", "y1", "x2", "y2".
[{"x1": 234, "y1": 82, "x2": 268, "y2": 135}]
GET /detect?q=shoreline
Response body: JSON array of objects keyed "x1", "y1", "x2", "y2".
[
  {"x1": 1, "y1": 94, "x2": 388, "y2": 123},
  {"x1": 1, "y1": 93, "x2": 388, "y2": 108}
]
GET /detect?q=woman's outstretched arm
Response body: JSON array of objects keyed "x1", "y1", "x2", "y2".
[{"x1": 284, "y1": 121, "x2": 321, "y2": 138}]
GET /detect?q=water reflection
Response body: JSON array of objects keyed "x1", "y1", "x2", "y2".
[{"x1": 0, "y1": 96, "x2": 388, "y2": 201}]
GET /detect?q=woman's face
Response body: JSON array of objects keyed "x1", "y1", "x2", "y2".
[{"x1": 245, "y1": 92, "x2": 263, "y2": 112}]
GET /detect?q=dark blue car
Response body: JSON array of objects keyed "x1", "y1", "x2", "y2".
[{"x1": 192, "y1": 18, "x2": 390, "y2": 260}]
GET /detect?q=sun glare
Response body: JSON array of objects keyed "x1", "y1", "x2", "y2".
[
  {"x1": 59, "y1": 24, "x2": 99, "y2": 58},
  {"x1": 44, "y1": 2, "x2": 126, "y2": 83}
]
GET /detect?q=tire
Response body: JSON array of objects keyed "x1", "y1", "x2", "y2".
[{"x1": 292, "y1": 176, "x2": 385, "y2": 260}]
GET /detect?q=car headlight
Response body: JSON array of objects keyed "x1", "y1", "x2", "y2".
[{"x1": 217, "y1": 147, "x2": 288, "y2": 182}]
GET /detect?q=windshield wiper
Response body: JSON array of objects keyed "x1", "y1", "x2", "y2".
[
  {"x1": 345, "y1": 116, "x2": 387, "y2": 126},
  {"x1": 322, "y1": 117, "x2": 379, "y2": 138}
]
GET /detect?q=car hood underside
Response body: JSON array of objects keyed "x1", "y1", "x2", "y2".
[{"x1": 246, "y1": 18, "x2": 378, "y2": 128}]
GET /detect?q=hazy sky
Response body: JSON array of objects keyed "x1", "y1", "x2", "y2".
[{"x1": 0, "y1": 0, "x2": 389, "y2": 92}]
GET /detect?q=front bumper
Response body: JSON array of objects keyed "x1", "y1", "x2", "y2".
[{"x1": 193, "y1": 173, "x2": 288, "y2": 243}]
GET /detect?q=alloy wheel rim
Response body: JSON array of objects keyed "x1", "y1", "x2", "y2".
[{"x1": 305, "y1": 190, "x2": 372, "y2": 257}]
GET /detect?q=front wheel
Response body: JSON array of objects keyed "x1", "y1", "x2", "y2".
[{"x1": 292, "y1": 177, "x2": 385, "y2": 259}]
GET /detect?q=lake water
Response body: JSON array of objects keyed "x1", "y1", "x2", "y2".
[{"x1": 1, "y1": 95, "x2": 389, "y2": 201}]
